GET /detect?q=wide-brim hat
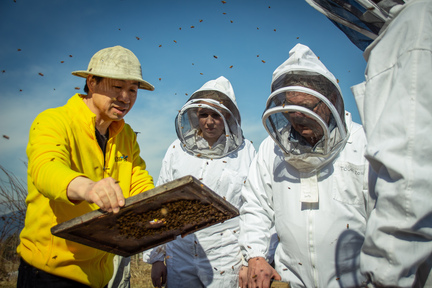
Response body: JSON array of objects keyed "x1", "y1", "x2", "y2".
[{"x1": 72, "y1": 45, "x2": 154, "y2": 91}]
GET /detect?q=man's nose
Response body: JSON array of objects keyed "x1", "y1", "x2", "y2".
[
  {"x1": 290, "y1": 111, "x2": 306, "y2": 117},
  {"x1": 117, "y1": 90, "x2": 130, "y2": 103},
  {"x1": 206, "y1": 116, "x2": 216, "y2": 124}
]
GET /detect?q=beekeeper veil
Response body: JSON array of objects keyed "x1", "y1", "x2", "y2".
[
  {"x1": 263, "y1": 43, "x2": 348, "y2": 174},
  {"x1": 175, "y1": 76, "x2": 243, "y2": 159},
  {"x1": 304, "y1": 0, "x2": 404, "y2": 50}
]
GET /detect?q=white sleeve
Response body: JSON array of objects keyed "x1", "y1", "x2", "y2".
[
  {"x1": 155, "y1": 141, "x2": 177, "y2": 186},
  {"x1": 142, "y1": 245, "x2": 166, "y2": 264},
  {"x1": 238, "y1": 139, "x2": 275, "y2": 264}
]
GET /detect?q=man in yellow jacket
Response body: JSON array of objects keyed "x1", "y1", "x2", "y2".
[{"x1": 16, "y1": 45, "x2": 155, "y2": 288}]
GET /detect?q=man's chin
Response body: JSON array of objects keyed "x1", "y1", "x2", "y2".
[{"x1": 111, "y1": 113, "x2": 126, "y2": 120}]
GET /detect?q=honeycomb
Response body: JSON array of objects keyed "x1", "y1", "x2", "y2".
[{"x1": 117, "y1": 199, "x2": 230, "y2": 239}]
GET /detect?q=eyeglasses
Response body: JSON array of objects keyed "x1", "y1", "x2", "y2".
[{"x1": 284, "y1": 99, "x2": 323, "y2": 111}]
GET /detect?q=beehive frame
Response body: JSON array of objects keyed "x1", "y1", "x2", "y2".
[{"x1": 51, "y1": 175, "x2": 239, "y2": 257}]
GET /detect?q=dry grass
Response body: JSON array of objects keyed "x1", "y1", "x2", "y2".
[
  {"x1": 130, "y1": 254, "x2": 154, "y2": 288},
  {"x1": 0, "y1": 257, "x2": 19, "y2": 288}
]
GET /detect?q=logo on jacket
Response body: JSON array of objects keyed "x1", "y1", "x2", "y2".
[{"x1": 115, "y1": 154, "x2": 129, "y2": 162}]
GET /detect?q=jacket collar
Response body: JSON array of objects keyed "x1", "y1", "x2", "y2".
[{"x1": 69, "y1": 93, "x2": 125, "y2": 139}]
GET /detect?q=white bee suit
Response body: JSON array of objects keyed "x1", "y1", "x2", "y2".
[
  {"x1": 305, "y1": 0, "x2": 432, "y2": 286},
  {"x1": 143, "y1": 76, "x2": 256, "y2": 288},
  {"x1": 239, "y1": 44, "x2": 374, "y2": 287}
]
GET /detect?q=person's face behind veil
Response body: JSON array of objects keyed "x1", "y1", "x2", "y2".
[
  {"x1": 285, "y1": 91, "x2": 331, "y2": 146},
  {"x1": 197, "y1": 105, "x2": 227, "y2": 147}
]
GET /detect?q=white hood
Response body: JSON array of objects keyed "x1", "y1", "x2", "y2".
[
  {"x1": 262, "y1": 43, "x2": 348, "y2": 173},
  {"x1": 175, "y1": 76, "x2": 243, "y2": 159}
]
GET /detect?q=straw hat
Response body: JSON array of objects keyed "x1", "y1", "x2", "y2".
[{"x1": 72, "y1": 45, "x2": 154, "y2": 91}]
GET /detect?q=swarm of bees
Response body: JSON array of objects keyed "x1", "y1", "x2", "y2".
[{"x1": 117, "y1": 199, "x2": 231, "y2": 239}]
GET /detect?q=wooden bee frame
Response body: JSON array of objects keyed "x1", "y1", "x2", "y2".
[{"x1": 51, "y1": 175, "x2": 239, "y2": 257}]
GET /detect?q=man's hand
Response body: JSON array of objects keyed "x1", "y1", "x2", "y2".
[
  {"x1": 67, "y1": 177, "x2": 125, "y2": 213},
  {"x1": 247, "y1": 257, "x2": 281, "y2": 288},
  {"x1": 239, "y1": 265, "x2": 248, "y2": 288},
  {"x1": 151, "y1": 261, "x2": 167, "y2": 288}
]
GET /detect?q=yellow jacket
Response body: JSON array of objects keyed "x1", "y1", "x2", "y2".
[{"x1": 17, "y1": 94, "x2": 154, "y2": 287}]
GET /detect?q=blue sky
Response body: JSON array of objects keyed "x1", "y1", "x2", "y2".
[{"x1": 0, "y1": 0, "x2": 366, "y2": 183}]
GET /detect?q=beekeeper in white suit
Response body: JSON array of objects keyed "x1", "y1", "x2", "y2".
[
  {"x1": 238, "y1": 43, "x2": 374, "y2": 288},
  {"x1": 305, "y1": 1, "x2": 432, "y2": 287},
  {"x1": 143, "y1": 76, "x2": 256, "y2": 288}
]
